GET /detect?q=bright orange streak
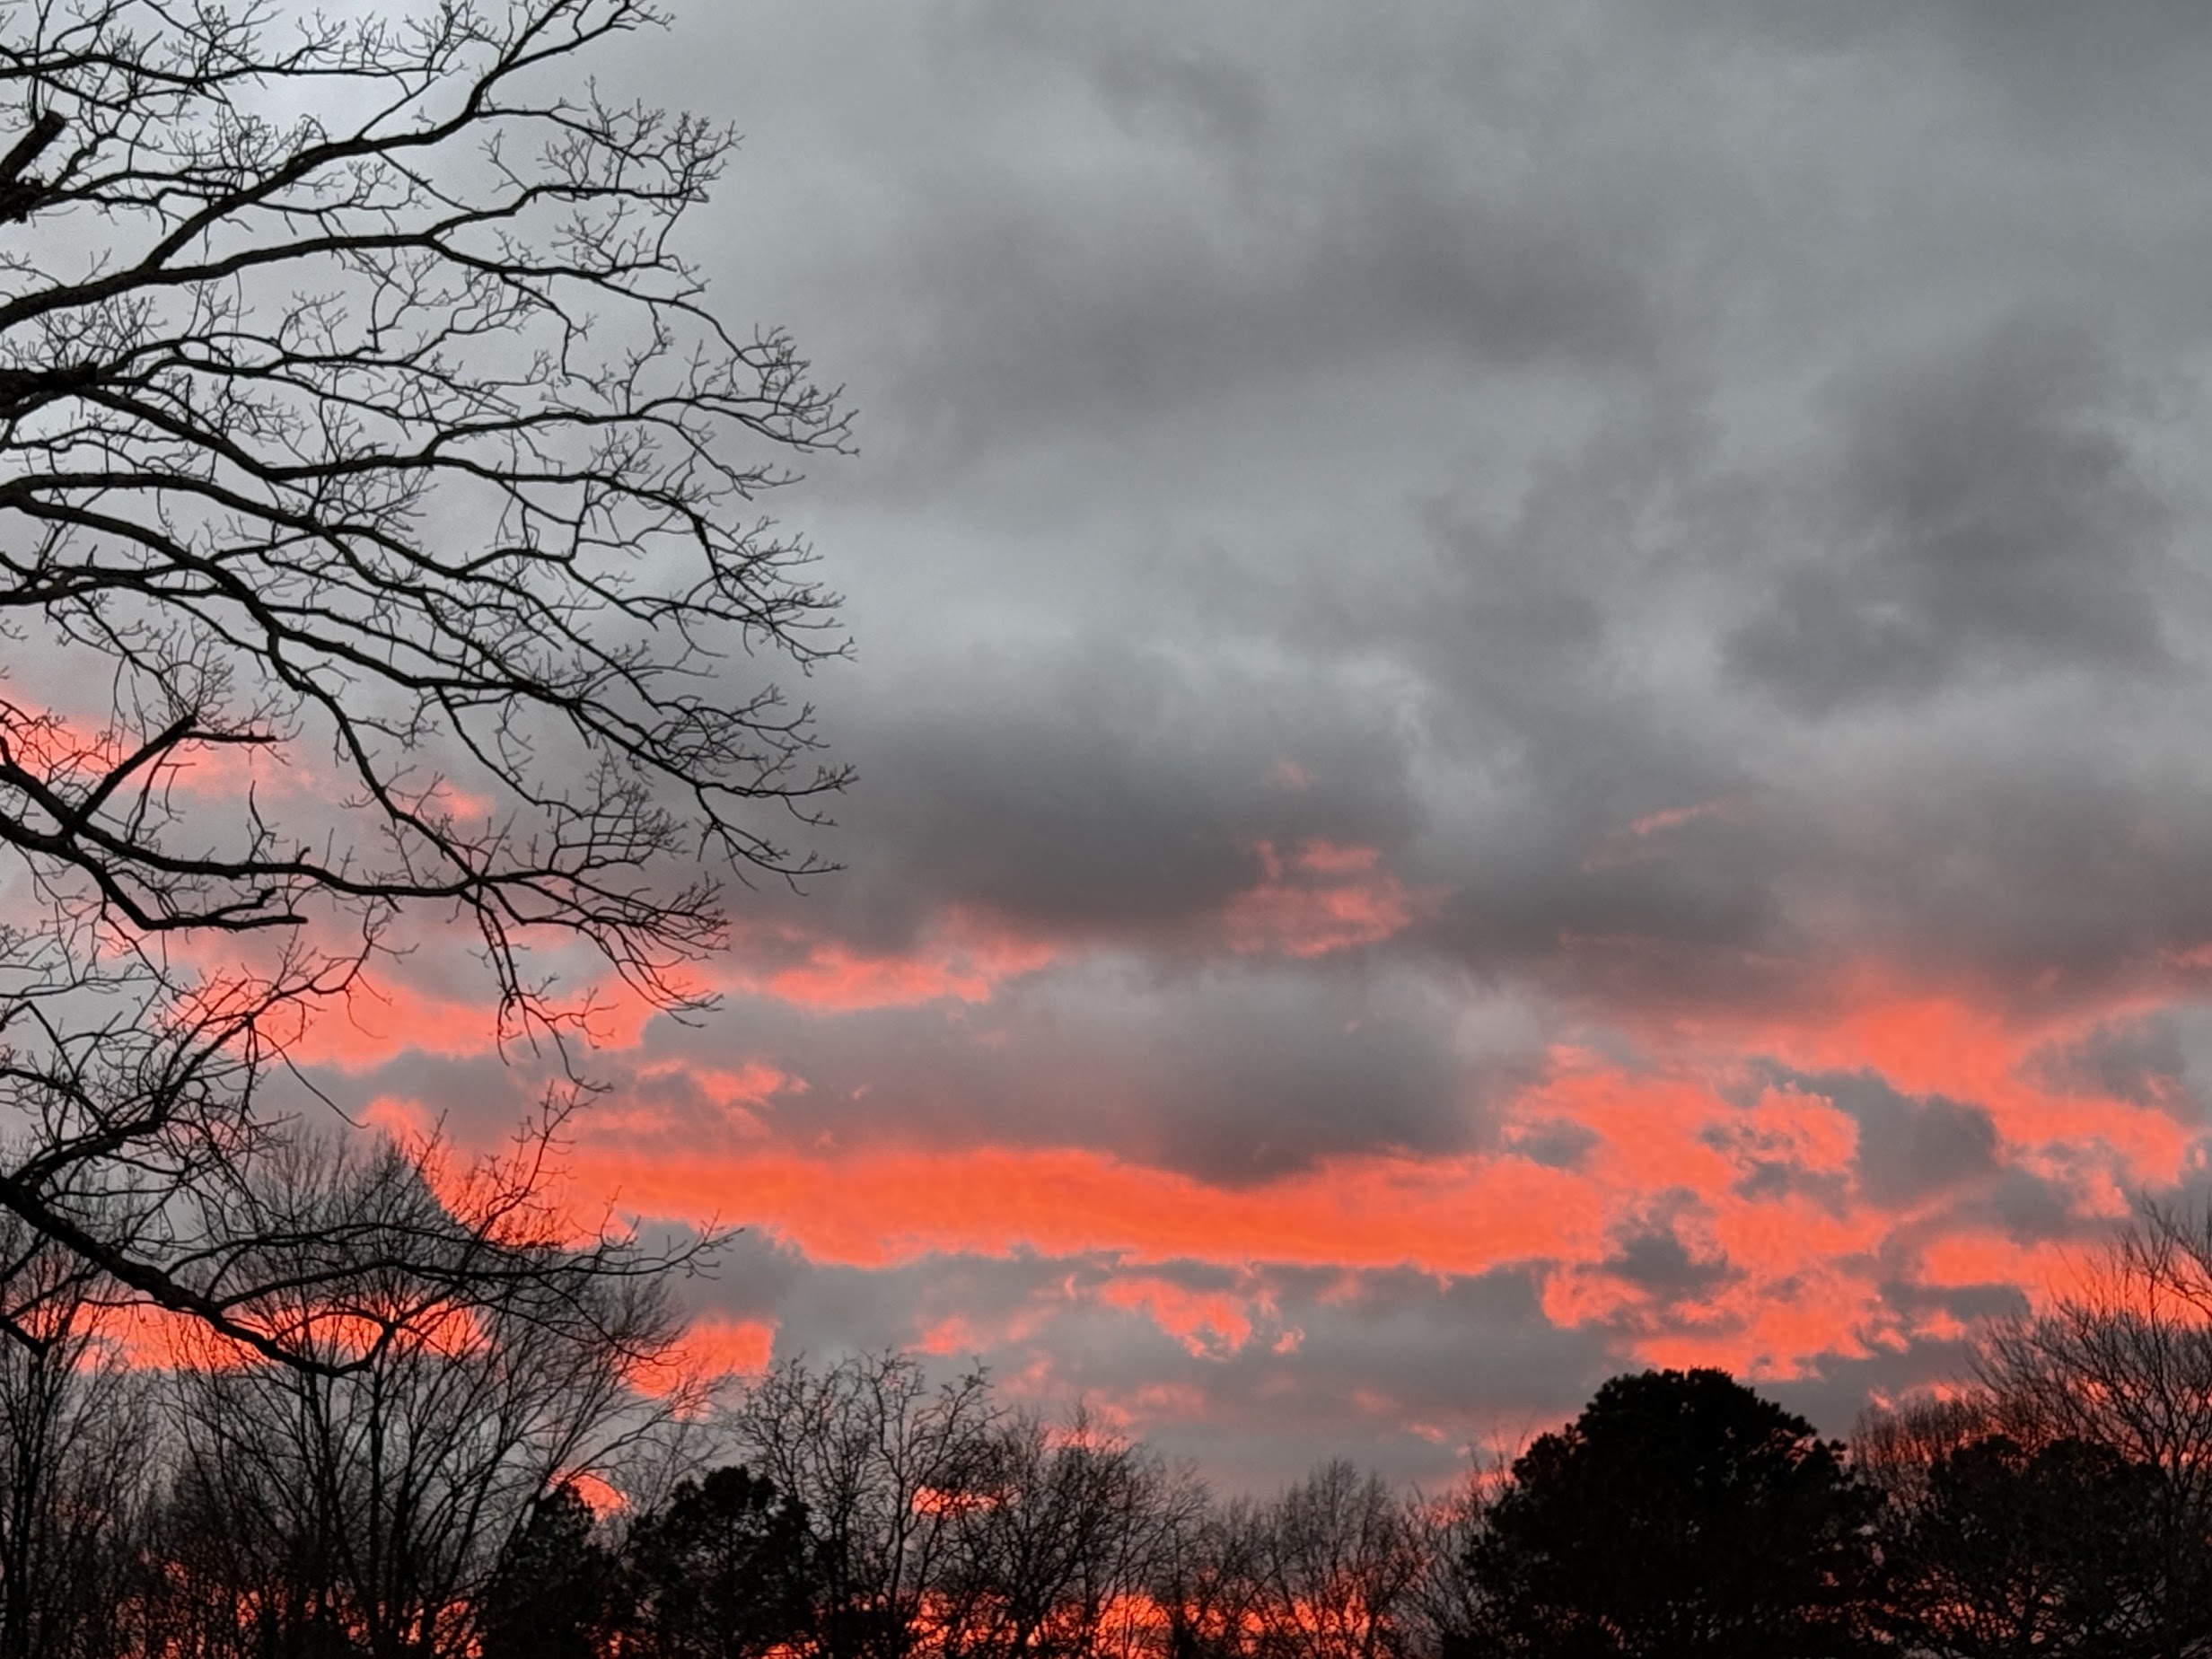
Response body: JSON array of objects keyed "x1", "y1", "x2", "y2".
[
  {"x1": 95, "y1": 1301, "x2": 254, "y2": 1373},
  {"x1": 549, "y1": 1020, "x2": 2206, "y2": 1383},
  {"x1": 658, "y1": 1314, "x2": 777, "y2": 1382},
  {"x1": 756, "y1": 944, "x2": 1010, "y2": 1009},
  {"x1": 566, "y1": 1143, "x2": 1611, "y2": 1277},
  {"x1": 206, "y1": 917, "x2": 2212, "y2": 1397},
  {"x1": 1918, "y1": 1232, "x2": 2082, "y2": 1300}
]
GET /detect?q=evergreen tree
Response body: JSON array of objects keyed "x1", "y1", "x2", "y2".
[
  {"x1": 1469, "y1": 1368, "x2": 1880, "y2": 1658},
  {"x1": 626, "y1": 1465, "x2": 815, "y2": 1659},
  {"x1": 479, "y1": 1484, "x2": 619, "y2": 1659},
  {"x1": 1877, "y1": 1434, "x2": 2169, "y2": 1658}
]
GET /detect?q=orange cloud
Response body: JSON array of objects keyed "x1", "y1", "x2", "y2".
[
  {"x1": 663, "y1": 1314, "x2": 777, "y2": 1381},
  {"x1": 533, "y1": 1015, "x2": 2190, "y2": 1384},
  {"x1": 1715, "y1": 1088, "x2": 1860, "y2": 1176},
  {"x1": 1097, "y1": 1276, "x2": 1258, "y2": 1358},
  {"x1": 725, "y1": 908, "x2": 1059, "y2": 1012},
  {"x1": 566, "y1": 1141, "x2": 1609, "y2": 1278},
  {"x1": 1223, "y1": 839, "x2": 1435, "y2": 959},
  {"x1": 278, "y1": 979, "x2": 506, "y2": 1070},
  {"x1": 165, "y1": 924, "x2": 671, "y2": 1072},
  {"x1": 1769, "y1": 989, "x2": 2190, "y2": 1192},
  {"x1": 92, "y1": 1302, "x2": 247, "y2": 1374},
  {"x1": 916, "y1": 1316, "x2": 983, "y2": 1356},
  {"x1": 1917, "y1": 1232, "x2": 2083, "y2": 1303},
  {"x1": 236, "y1": 919, "x2": 2212, "y2": 1402},
  {"x1": 1630, "y1": 1263, "x2": 1900, "y2": 1379}
]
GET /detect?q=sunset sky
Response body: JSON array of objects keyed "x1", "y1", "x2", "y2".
[{"x1": 307, "y1": 1, "x2": 2212, "y2": 1488}]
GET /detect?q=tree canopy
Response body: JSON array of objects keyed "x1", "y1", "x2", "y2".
[
  {"x1": 1874, "y1": 1433, "x2": 2167, "y2": 1659},
  {"x1": 1469, "y1": 1367, "x2": 1881, "y2": 1659}
]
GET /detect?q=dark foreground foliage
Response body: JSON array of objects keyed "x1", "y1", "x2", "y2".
[
  {"x1": 1468, "y1": 1369, "x2": 1880, "y2": 1658},
  {"x1": 5, "y1": 1323, "x2": 2209, "y2": 1659}
]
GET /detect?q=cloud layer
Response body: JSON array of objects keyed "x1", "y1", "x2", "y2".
[{"x1": 296, "y1": 0, "x2": 2212, "y2": 1487}]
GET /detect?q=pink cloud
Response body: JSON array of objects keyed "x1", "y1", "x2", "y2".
[
  {"x1": 663, "y1": 1314, "x2": 777, "y2": 1382},
  {"x1": 538, "y1": 1009, "x2": 2206, "y2": 1383},
  {"x1": 1097, "y1": 1276, "x2": 1259, "y2": 1358},
  {"x1": 565, "y1": 1140, "x2": 1610, "y2": 1278},
  {"x1": 724, "y1": 908, "x2": 1060, "y2": 1012},
  {"x1": 1223, "y1": 839, "x2": 1437, "y2": 958}
]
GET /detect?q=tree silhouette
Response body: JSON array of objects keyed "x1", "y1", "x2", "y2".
[
  {"x1": 1469, "y1": 1368, "x2": 1880, "y2": 1659},
  {"x1": 1875, "y1": 1433, "x2": 2166, "y2": 1659},
  {"x1": 156, "y1": 1130, "x2": 683, "y2": 1658},
  {"x1": 623, "y1": 1465, "x2": 814, "y2": 1659},
  {"x1": 479, "y1": 1483, "x2": 620, "y2": 1659},
  {"x1": 1971, "y1": 1207, "x2": 2212, "y2": 1654},
  {"x1": 1253, "y1": 1460, "x2": 1423, "y2": 1659},
  {"x1": 1155, "y1": 1494, "x2": 1268, "y2": 1659},
  {"x1": 0, "y1": 0, "x2": 847, "y2": 1366},
  {"x1": 731, "y1": 1354, "x2": 999, "y2": 1659},
  {"x1": 934, "y1": 1409, "x2": 1193, "y2": 1659}
]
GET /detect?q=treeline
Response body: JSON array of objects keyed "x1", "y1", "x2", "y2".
[{"x1": 11, "y1": 1187, "x2": 2212, "y2": 1655}]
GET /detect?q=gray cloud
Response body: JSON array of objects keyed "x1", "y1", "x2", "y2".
[
  {"x1": 304, "y1": 0, "x2": 2212, "y2": 1481},
  {"x1": 1729, "y1": 312, "x2": 2172, "y2": 711},
  {"x1": 1604, "y1": 1225, "x2": 1738, "y2": 1298},
  {"x1": 826, "y1": 642, "x2": 1422, "y2": 944},
  {"x1": 2031, "y1": 1015, "x2": 2200, "y2": 1119},
  {"x1": 1667, "y1": 0, "x2": 2212, "y2": 90},
  {"x1": 1789, "y1": 1071, "x2": 2002, "y2": 1207}
]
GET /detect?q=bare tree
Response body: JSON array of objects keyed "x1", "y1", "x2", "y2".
[
  {"x1": 1972, "y1": 1207, "x2": 2212, "y2": 1655},
  {"x1": 1154, "y1": 1493, "x2": 1268, "y2": 1659},
  {"x1": 935, "y1": 1407, "x2": 1196, "y2": 1659},
  {"x1": 0, "y1": 1219, "x2": 150, "y2": 1659},
  {"x1": 0, "y1": 0, "x2": 848, "y2": 1363},
  {"x1": 1396, "y1": 1473, "x2": 1497, "y2": 1659},
  {"x1": 1251, "y1": 1462, "x2": 1424, "y2": 1659},
  {"x1": 150, "y1": 1128, "x2": 692, "y2": 1659},
  {"x1": 731, "y1": 1354, "x2": 1000, "y2": 1659},
  {"x1": 1850, "y1": 1393, "x2": 2004, "y2": 1511}
]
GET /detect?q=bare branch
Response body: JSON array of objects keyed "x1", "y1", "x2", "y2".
[{"x1": 0, "y1": 0, "x2": 847, "y2": 1369}]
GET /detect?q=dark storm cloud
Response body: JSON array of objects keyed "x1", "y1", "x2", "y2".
[
  {"x1": 1729, "y1": 313, "x2": 2172, "y2": 712},
  {"x1": 825, "y1": 641, "x2": 1422, "y2": 942},
  {"x1": 830, "y1": 4, "x2": 1657, "y2": 469}
]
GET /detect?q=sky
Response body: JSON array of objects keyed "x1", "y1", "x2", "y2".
[{"x1": 309, "y1": 0, "x2": 2212, "y2": 1488}]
